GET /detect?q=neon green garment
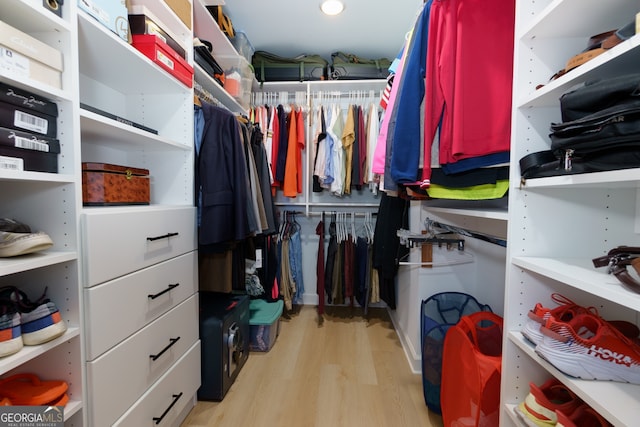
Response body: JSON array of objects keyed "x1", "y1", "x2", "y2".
[{"x1": 426, "y1": 179, "x2": 509, "y2": 200}]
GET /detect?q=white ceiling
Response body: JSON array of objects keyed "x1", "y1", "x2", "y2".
[{"x1": 218, "y1": 0, "x2": 422, "y2": 62}]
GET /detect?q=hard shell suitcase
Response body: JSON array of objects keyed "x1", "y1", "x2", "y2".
[{"x1": 252, "y1": 50, "x2": 327, "y2": 82}]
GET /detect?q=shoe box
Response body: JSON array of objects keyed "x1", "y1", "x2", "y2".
[
  {"x1": 198, "y1": 291, "x2": 250, "y2": 401},
  {"x1": 0, "y1": 19, "x2": 63, "y2": 89},
  {"x1": 131, "y1": 34, "x2": 193, "y2": 87},
  {"x1": 0, "y1": 82, "x2": 59, "y2": 173}
]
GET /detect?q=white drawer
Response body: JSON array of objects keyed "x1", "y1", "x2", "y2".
[
  {"x1": 114, "y1": 341, "x2": 201, "y2": 427},
  {"x1": 82, "y1": 206, "x2": 197, "y2": 286},
  {"x1": 86, "y1": 295, "x2": 199, "y2": 427},
  {"x1": 84, "y1": 252, "x2": 198, "y2": 360}
]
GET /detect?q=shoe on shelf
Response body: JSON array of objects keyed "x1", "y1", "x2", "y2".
[
  {"x1": 516, "y1": 378, "x2": 582, "y2": 427},
  {"x1": 0, "y1": 299, "x2": 23, "y2": 358},
  {"x1": 556, "y1": 404, "x2": 613, "y2": 427},
  {"x1": 0, "y1": 286, "x2": 67, "y2": 345},
  {"x1": 0, "y1": 218, "x2": 53, "y2": 257},
  {"x1": 522, "y1": 293, "x2": 640, "y2": 345},
  {"x1": 536, "y1": 312, "x2": 640, "y2": 384},
  {"x1": 0, "y1": 218, "x2": 32, "y2": 233}
]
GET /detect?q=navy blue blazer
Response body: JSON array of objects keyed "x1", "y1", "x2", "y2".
[{"x1": 197, "y1": 103, "x2": 251, "y2": 247}]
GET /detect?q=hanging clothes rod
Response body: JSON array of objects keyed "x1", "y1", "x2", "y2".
[
  {"x1": 307, "y1": 210, "x2": 377, "y2": 217},
  {"x1": 424, "y1": 218, "x2": 507, "y2": 248}
]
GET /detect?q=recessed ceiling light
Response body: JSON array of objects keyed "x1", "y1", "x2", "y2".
[{"x1": 320, "y1": 0, "x2": 344, "y2": 16}]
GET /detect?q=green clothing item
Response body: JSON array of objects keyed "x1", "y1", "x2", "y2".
[{"x1": 426, "y1": 179, "x2": 509, "y2": 200}]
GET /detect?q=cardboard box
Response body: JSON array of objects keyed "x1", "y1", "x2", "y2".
[
  {"x1": 132, "y1": 34, "x2": 193, "y2": 87},
  {"x1": 82, "y1": 162, "x2": 150, "y2": 206},
  {"x1": 77, "y1": 0, "x2": 129, "y2": 42},
  {"x1": 164, "y1": 0, "x2": 191, "y2": 30},
  {"x1": 0, "y1": 20, "x2": 63, "y2": 89},
  {"x1": 0, "y1": 127, "x2": 60, "y2": 173}
]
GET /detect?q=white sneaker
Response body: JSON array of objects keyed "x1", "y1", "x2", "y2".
[{"x1": 0, "y1": 231, "x2": 53, "y2": 257}]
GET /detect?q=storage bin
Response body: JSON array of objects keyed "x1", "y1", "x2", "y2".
[
  {"x1": 217, "y1": 56, "x2": 253, "y2": 110},
  {"x1": 231, "y1": 31, "x2": 255, "y2": 64},
  {"x1": 249, "y1": 299, "x2": 283, "y2": 352}
]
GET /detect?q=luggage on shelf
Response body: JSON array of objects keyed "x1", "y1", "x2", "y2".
[
  {"x1": 252, "y1": 50, "x2": 328, "y2": 83},
  {"x1": 329, "y1": 51, "x2": 391, "y2": 80}
]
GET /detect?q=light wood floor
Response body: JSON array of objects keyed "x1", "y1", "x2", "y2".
[{"x1": 181, "y1": 305, "x2": 444, "y2": 427}]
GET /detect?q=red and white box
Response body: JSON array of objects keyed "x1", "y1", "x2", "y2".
[{"x1": 131, "y1": 34, "x2": 193, "y2": 87}]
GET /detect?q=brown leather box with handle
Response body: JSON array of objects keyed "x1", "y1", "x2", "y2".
[{"x1": 82, "y1": 162, "x2": 150, "y2": 206}]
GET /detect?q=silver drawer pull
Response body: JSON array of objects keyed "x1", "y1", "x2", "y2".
[
  {"x1": 149, "y1": 337, "x2": 180, "y2": 361},
  {"x1": 153, "y1": 392, "x2": 183, "y2": 425},
  {"x1": 148, "y1": 283, "x2": 179, "y2": 300},
  {"x1": 147, "y1": 232, "x2": 179, "y2": 242}
]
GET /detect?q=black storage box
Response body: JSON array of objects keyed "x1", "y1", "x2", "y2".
[
  {"x1": 252, "y1": 50, "x2": 327, "y2": 82},
  {"x1": 198, "y1": 292, "x2": 250, "y2": 401},
  {"x1": 0, "y1": 126, "x2": 59, "y2": 172},
  {"x1": 0, "y1": 82, "x2": 57, "y2": 138}
]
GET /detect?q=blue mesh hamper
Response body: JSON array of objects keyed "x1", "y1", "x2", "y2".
[{"x1": 421, "y1": 291, "x2": 492, "y2": 414}]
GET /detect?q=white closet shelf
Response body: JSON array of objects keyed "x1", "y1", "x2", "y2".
[
  {"x1": 0, "y1": 251, "x2": 77, "y2": 277},
  {"x1": 78, "y1": 11, "x2": 190, "y2": 94},
  {"x1": 508, "y1": 330, "x2": 640, "y2": 427},
  {"x1": 80, "y1": 109, "x2": 192, "y2": 150},
  {"x1": 0, "y1": 0, "x2": 70, "y2": 33},
  {"x1": 517, "y1": 34, "x2": 640, "y2": 109},
  {"x1": 193, "y1": 0, "x2": 238, "y2": 58},
  {"x1": 0, "y1": 170, "x2": 75, "y2": 184},
  {"x1": 512, "y1": 256, "x2": 640, "y2": 312},
  {"x1": 518, "y1": 0, "x2": 637, "y2": 40},
  {"x1": 0, "y1": 327, "x2": 80, "y2": 373},
  {"x1": 519, "y1": 168, "x2": 640, "y2": 189},
  {"x1": 423, "y1": 207, "x2": 508, "y2": 221}
]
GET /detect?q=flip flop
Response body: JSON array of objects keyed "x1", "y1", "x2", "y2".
[{"x1": 0, "y1": 373, "x2": 68, "y2": 406}]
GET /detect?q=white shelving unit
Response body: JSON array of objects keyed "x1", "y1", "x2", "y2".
[
  {"x1": 76, "y1": 1, "x2": 201, "y2": 425},
  {"x1": 501, "y1": 0, "x2": 640, "y2": 425},
  {"x1": 0, "y1": 0, "x2": 83, "y2": 424}
]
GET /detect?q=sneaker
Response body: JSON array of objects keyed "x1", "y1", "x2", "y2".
[
  {"x1": 516, "y1": 378, "x2": 582, "y2": 427},
  {"x1": 0, "y1": 230, "x2": 53, "y2": 257},
  {"x1": 522, "y1": 293, "x2": 639, "y2": 345},
  {"x1": 556, "y1": 404, "x2": 612, "y2": 427},
  {"x1": 0, "y1": 286, "x2": 66, "y2": 345},
  {"x1": 0, "y1": 218, "x2": 32, "y2": 233},
  {"x1": 0, "y1": 299, "x2": 23, "y2": 357},
  {"x1": 536, "y1": 313, "x2": 640, "y2": 384}
]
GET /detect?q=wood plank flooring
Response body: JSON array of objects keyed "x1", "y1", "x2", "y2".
[{"x1": 181, "y1": 305, "x2": 444, "y2": 427}]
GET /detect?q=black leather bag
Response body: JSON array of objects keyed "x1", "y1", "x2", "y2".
[{"x1": 520, "y1": 74, "x2": 640, "y2": 180}]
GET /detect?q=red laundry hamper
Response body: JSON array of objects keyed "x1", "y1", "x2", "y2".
[{"x1": 441, "y1": 311, "x2": 503, "y2": 427}]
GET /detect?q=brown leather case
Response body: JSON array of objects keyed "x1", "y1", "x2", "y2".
[{"x1": 82, "y1": 162, "x2": 150, "y2": 206}]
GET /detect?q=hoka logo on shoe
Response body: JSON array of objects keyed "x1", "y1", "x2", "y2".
[{"x1": 588, "y1": 345, "x2": 633, "y2": 366}]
